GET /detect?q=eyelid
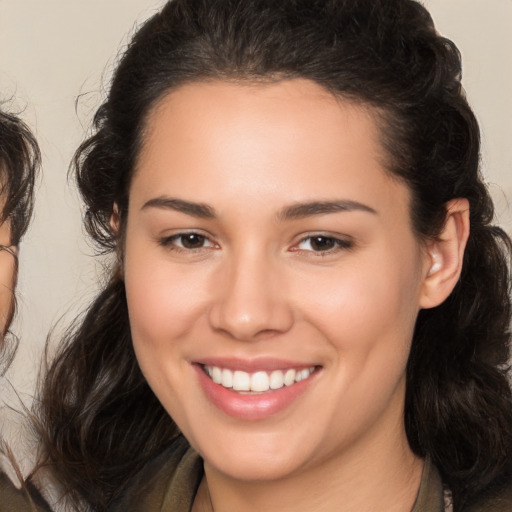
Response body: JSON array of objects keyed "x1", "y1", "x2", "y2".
[
  {"x1": 290, "y1": 233, "x2": 354, "y2": 254},
  {"x1": 158, "y1": 229, "x2": 219, "y2": 251}
]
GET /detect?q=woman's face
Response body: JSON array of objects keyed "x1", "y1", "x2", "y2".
[{"x1": 124, "y1": 79, "x2": 431, "y2": 481}]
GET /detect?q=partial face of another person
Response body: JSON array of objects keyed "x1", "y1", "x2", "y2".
[
  {"x1": 123, "y1": 79, "x2": 433, "y2": 481},
  {"x1": 0, "y1": 200, "x2": 15, "y2": 336}
]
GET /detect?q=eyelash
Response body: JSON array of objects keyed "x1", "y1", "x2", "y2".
[
  {"x1": 159, "y1": 232, "x2": 353, "y2": 255},
  {"x1": 159, "y1": 232, "x2": 217, "y2": 252},
  {"x1": 292, "y1": 234, "x2": 354, "y2": 255}
]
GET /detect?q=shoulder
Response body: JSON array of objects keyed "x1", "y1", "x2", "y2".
[
  {"x1": 109, "y1": 435, "x2": 203, "y2": 512},
  {"x1": 0, "y1": 471, "x2": 51, "y2": 512}
]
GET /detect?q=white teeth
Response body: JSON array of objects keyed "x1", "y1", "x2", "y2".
[
  {"x1": 284, "y1": 369, "x2": 296, "y2": 386},
  {"x1": 232, "y1": 370, "x2": 251, "y2": 391},
  {"x1": 251, "y1": 371, "x2": 270, "y2": 392},
  {"x1": 298, "y1": 368, "x2": 310, "y2": 381},
  {"x1": 204, "y1": 365, "x2": 316, "y2": 392},
  {"x1": 212, "y1": 366, "x2": 222, "y2": 384},
  {"x1": 269, "y1": 370, "x2": 284, "y2": 390},
  {"x1": 221, "y1": 368, "x2": 233, "y2": 388}
]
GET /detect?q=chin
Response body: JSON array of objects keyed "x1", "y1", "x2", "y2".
[
  {"x1": 207, "y1": 452, "x2": 306, "y2": 482},
  {"x1": 192, "y1": 426, "x2": 318, "y2": 482}
]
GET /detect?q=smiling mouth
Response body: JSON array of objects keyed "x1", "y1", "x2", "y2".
[{"x1": 202, "y1": 365, "x2": 318, "y2": 393}]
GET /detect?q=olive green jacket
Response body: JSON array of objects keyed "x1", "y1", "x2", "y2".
[
  {"x1": 110, "y1": 435, "x2": 512, "y2": 512},
  {"x1": 4, "y1": 435, "x2": 511, "y2": 511}
]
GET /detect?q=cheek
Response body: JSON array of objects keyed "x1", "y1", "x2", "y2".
[
  {"x1": 126, "y1": 261, "x2": 200, "y2": 341},
  {"x1": 296, "y1": 248, "x2": 422, "y2": 373},
  {"x1": 123, "y1": 243, "x2": 218, "y2": 431},
  {"x1": 302, "y1": 260, "x2": 419, "y2": 336},
  {"x1": 123, "y1": 240, "x2": 215, "y2": 373}
]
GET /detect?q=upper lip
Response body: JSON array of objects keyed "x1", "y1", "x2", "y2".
[{"x1": 194, "y1": 357, "x2": 320, "y2": 373}]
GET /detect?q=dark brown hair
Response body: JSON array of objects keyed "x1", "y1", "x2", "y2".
[
  {"x1": 36, "y1": 1, "x2": 512, "y2": 510},
  {"x1": 0, "y1": 108, "x2": 39, "y2": 246}
]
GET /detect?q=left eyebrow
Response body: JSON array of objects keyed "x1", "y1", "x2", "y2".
[
  {"x1": 141, "y1": 197, "x2": 216, "y2": 218},
  {"x1": 278, "y1": 200, "x2": 378, "y2": 221}
]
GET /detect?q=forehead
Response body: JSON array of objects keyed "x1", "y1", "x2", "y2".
[
  {"x1": 139, "y1": 79, "x2": 387, "y2": 162},
  {"x1": 131, "y1": 79, "x2": 409, "y2": 219}
]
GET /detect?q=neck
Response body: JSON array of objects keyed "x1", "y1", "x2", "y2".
[{"x1": 196, "y1": 428, "x2": 424, "y2": 512}]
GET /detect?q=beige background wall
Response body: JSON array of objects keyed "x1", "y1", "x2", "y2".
[{"x1": 0, "y1": 0, "x2": 511, "y2": 398}]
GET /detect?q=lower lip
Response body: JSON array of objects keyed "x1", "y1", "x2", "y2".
[{"x1": 194, "y1": 365, "x2": 317, "y2": 421}]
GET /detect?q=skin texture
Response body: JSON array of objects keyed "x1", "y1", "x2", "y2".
[
  {"x1": 0, "y1": 216, "x2": 15, "y2": 336},
  {"x1": 122, "y1": 79, "x2": 469, "y2": 512}
]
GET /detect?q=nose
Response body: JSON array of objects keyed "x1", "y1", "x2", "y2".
[{"x1": 208, "y1": 252, "x2": 294, "y2": 341}]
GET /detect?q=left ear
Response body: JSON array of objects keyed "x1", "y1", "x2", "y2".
[
  {"x1": 110, "y1": 203, "x2": 121, "y2": 235},
  {"x1": 419, "y1": 198, "x2": 470, "y2": 309},
  {"x1": 109, "y1": 203, "x2": 125, "y2": 280}
]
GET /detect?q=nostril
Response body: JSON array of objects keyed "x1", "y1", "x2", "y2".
[{"x1": 209, "y1": 307, "x2": 293, "y2": 342}]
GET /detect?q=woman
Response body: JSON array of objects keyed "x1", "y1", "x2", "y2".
[
  {"x1": 37, "y1": 0, "x2": 512, "y2": 510},
  {"x1": 0, "y1": 108, "x2": 48, "y2": 510}
]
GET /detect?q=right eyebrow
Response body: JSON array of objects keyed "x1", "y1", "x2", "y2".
[{"x1": 141, "y1": 197, "x2": 216, "y2": 218}]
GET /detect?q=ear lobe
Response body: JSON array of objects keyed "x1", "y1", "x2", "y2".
[{"x1": 419, "y1": 198, "x2": 470, "y2": 309}]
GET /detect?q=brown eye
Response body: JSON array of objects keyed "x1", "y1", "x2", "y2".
[
  {"x1": 160, "y1": 232, "x2": 215, "y2": 251},
  {"x1": 295, "y1": 235, "x2": 353, "y2": 253},
  {"x1": 309, "y1": 236, "x2": 337, "y2": 251},
  {"x1": 180, "y1": 233, "x2": 207, "y2": 249}
]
